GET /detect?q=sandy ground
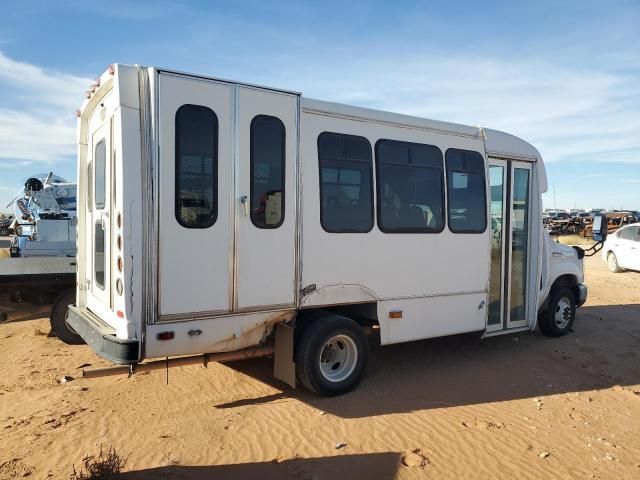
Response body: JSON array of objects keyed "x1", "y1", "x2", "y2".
[{"x1": 1, "y1": 255, "x2": 639, "y2": 479}]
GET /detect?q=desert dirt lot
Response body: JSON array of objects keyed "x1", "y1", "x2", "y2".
[{"x1": 1, "y1": 255, "x2": 639, "y2": 479}]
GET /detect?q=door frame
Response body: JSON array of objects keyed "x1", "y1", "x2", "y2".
[
  {"x1": 506, "y1": 161, "x2": 532, "y2": 330},
  {"x1": 486, "y1": 159, "x2": 533, "y2": 332},
  {"x1": 86, "y1": 122, "x2": 112, "y2": 318},
  {"x1": 486, "y1": 159, "x2": 507, "y2": 333}
]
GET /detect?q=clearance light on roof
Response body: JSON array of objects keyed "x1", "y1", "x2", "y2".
[
  {"x1": 108, "y1": 64, "x2": 115, "y2": 75},
  {"x1": 95, "y1": 77, "x2": 101, "y2": 87},
  {"x1": 85, "y1": 90, "x2": 91, "y2": 99},
  {"x1": 75, "y1": 109, "x2": 81, "y2": 117}
]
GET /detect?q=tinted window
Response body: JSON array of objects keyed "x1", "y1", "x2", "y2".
[
  {"x1": 94, "y1": 221, "x2": 105, "y2": 290},
  {"x1": 375, "y1": 139, "x2": 444, "y2": 233},
  {"x1": 94, "y1": 140, "x2": 106, "y2": 210},
  {"x1": 175, "y1": 105, "x2": 218, "y2": 228},
  {"x1": 446, "y1": 149, "x2": 487, "y2": 233},
  {"x1": 251, "y1": 115, "x2": 285, "y2": 228},
  {"x1": 619, "y1": 227, "x2": 636, "y2": 240},
  {"x1": 318, "y1": 132, "x2": 374, "y2": 233}
]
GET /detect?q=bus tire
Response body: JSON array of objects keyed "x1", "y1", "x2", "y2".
[
  {"x1": 538, "y1": 286, "x2": 576, "y2": 337},
  {"x1": 50, "y1": 290, "x2": 85, "y2": 345},
  {"x1": 295, "y1": 314, "x2": 368, "y2": 396}
]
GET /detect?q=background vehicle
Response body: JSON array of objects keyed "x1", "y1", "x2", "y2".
[
  {"x1": 602, "y1": 223, "x2": 640, "y2": 272},
  {"x1": 67, "y1": 65, "x2": 587, "y2": 396},
  {"x1": 0, "y1": 173, "x2": 79, "y2": 341}
]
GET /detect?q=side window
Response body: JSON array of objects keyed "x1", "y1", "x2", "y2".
[
  {"x1": 318, "y1": 132, "x2": 374, "y2": 233},
  {"x1": 446, "y1": 149, "x2": 487, "y2": 233},
  {"x1": 619, "y1": 227, "x2": 635, "y2": 240},
  {"x1": 94, "y1": 140, "x2": 106, "y2": 210},
  {"x1": 375, "y1": 139, "x2": 444, "y2": 233},
  {"x1": 250, "y1": 115, "x2": 285, "y2": 229},
  {"x1": 175, "y1": 104, "x2": 218, "y2": 228}
]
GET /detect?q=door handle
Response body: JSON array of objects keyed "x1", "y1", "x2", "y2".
[{"x1": 240, "y1": 195, "x2": 248, "y2": 216}]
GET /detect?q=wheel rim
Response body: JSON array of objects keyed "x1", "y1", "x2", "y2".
[
  {"x1": 554, "y1": 297, "x2": 572, "y2": 329},
  {"x1": 608, "y1": 253, "x2": 617, "y2": 271},
  {"x1": 319, "y1": 334, "x2": 358, "y2": 383}
]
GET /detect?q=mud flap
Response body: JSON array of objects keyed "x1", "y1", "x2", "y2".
[{"x1": 273, "y1": 322, "x2": 296, "y2": 388}]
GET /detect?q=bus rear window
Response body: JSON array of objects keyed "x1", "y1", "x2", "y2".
[{"x1": 175, "y1": 104, "x2": 218, "y2": 229}]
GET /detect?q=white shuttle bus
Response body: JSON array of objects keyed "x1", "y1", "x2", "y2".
[{"x1": 66, "y1": 65, "x2": 587, "y2": 396}]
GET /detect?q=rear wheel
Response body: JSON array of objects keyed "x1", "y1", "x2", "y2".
[
  {"x1": 50, "y1": 290, "x2": 85, "y2": 345},
  {"x1": 607, "y1": 252, "x2": 622, "y2": 273},
  {"x1": 295, "y1": 314, "x2": 368, "y2": 396},
  {"x1": 539, "y1": 286, "x2": 576, "y2": 337}
]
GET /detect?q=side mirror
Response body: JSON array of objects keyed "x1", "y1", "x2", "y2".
[{"x1": 592, "y1": 213, "x2": 607, "y2": 242}]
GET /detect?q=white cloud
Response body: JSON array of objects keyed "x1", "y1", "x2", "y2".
[
  {"x1": 261, "y1": 54, "x2": 639, "y2": 165},
  {"x1": 0, "y1": 51, "x2": 90, "y2": 163}
]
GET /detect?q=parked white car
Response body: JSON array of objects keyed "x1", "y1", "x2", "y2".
[{"x1": 603, "y1": 223, "x2": 640, "y2": 272}]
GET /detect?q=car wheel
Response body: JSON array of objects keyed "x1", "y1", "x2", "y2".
[{"x1": 607, "y1": 252, "x2": 622, "y2": 273}]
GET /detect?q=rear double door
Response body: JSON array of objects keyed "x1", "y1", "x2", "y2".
[{"x1": 157, "y1": 73, "x2": 297, "y2": 319}]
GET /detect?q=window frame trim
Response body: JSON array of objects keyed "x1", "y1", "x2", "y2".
[
  {"x1": 374, "y1": 138, "x2": 446, "y2": 234},
  {"x1": 445, "y1": 147, "x2": 488, "y2": 234},
  {"x1": 249, "y1": 114, "x2": 286, "y2": 230},
  {"x1": 317, "y1": 131, "x2": 375, "y2": 234},
  {"x1": 174, "y1": 103, "x2": 219, "y2": 229}
]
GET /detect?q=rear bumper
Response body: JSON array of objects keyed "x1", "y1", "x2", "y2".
[
  {"x1": 67, "y1": 305, "x2": 139, "y2": 364},
  {"x1": 577, "y1": 283, "x2": 588, "y2": 307}
]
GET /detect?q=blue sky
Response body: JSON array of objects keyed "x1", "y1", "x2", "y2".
[{"x1": 1, "y1": 0, "x2": 639, "y2": 211}]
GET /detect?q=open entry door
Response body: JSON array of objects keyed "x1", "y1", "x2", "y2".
[{"x1": 487, "y1": 159, "x2": 532, "y2": 332}]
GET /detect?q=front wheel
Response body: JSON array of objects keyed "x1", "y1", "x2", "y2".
[
  {"x1": 295, "y1": 314, "x2": 368, "y2": 396},
  {"x1": 539, "y1": 287, "x2": 576, "y2": 337},
  {"x1": 607, "y1": 252, "x2": 622, "y2": 273},
  {"x1": 50, "y1": 290, "x2": 85, "y2": 345}
]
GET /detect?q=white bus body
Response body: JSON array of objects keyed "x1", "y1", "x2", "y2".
[{"x1": 67, "y1": 65, "x2": 587, "y2": 395}]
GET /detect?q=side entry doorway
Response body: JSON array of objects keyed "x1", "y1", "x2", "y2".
[{"x1": 487, "y1": 159, "x2": 532, "y2": 333}]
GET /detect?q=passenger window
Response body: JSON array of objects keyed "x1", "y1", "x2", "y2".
[
  {"x1": 318, "y1": 132, "x2": 374, "y2": 233},
  {"x1": 251, "y1": 115, "x2": 285, "y2": 229},
  {"x1": 94, "y1": 140, "x2": 106, "y2": 210},
  {"x1": 375, "y1": 139, "x2": 444, "y2": 233},
  {"x1": 175, "y1": 104, "x2": 218, "y2": 229},
  {"x1": 446, "y1": 149, "x2": 487, "y2": 233}
]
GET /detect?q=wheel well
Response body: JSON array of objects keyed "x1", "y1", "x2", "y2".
[
  {"x1": 294, "y1": 303, "x2": 380, "y2": 343},
  {"x1": 551, "y1": 274, "x2": 578, "y2": 291},
  {"x1": 542, "y1": 274, "x2": 579, "y2": 313}
]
